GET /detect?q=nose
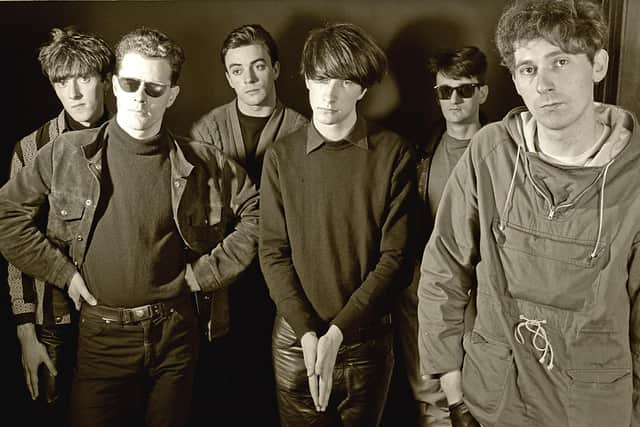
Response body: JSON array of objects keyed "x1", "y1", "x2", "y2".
[
  {"x1": 450, "y1": 88, "x2": 463, "y2": 104},
  {"x1": 322, "y1": 79, "x2": 339, "y2": 103},
  {"x1": 244, "y1": 67, "x2": 258, "y2": 84},
  {"x1": 67, "y1": 79, "x2": 82, "y2": 100},
  {"x1": 536, "y1": 67, "x2": 555, "y2": 94},
  {"x1": 133, "y1": 82, "x2": 148, "y2": 103}
]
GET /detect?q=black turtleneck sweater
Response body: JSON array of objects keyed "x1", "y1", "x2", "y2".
[{"x1": 82, "y1": 120, "x2": 186, "y2": 307}]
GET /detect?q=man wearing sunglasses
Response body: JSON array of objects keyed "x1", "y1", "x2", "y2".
[
  {"x1": 394, "y1": 45, "x2": 488, "y2": 427},
  {"x1": 189, "y1": 24, "x2": 306, "y2": 426},
  {"x1": 6, "y1": 26, "x2": 113, "y2": 426},
  {"x1": 419, "y1": 1, "x2": 640, "y2": 426},
  {"x1": 0, "y1": 26, "x2": 259, "y2": 427}
]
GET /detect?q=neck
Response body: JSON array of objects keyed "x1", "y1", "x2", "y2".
[
  {"x1": 537, "y1": 105, "x2": 601, "y2": 158},
  {"x1": 75, "y1": 104, "x2": 106, "y2": 129},
  {"x1": 314, "y1": 109, "x2": 357, "y2": 142},
  {"x1": 116, "y1": 114, "x2": 162, "y2": 140},
  {"x1": 237, "y1": 93, "x2": 276, "y2": 118},
  {"x1": 445, "y1": 120, "x2": 481, "y2": 140}
]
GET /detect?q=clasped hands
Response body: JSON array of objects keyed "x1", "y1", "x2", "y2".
[{"x1": 301, "y1": 325, "x2": 343, "y2": 412}]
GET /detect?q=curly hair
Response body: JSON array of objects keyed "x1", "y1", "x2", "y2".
[
  {"x1": 495, "y1": 0, "x2": 608, "y2": 72},
  {"x1": 301, "y1": 22, "x2": 387, "y2": 89},
  {"x1": 38, "y1": 26, "x2": 114, "y2": 83},
  {"x1": 427, "y1": 46, "x2": 488, "y2": 84},
  {"x1": 115, "y1": 27, "x2": 185, "y2": 85}
]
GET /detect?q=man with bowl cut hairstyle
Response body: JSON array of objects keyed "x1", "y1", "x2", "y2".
[
  {"x1": 260, "y1": 22, "x2": 417, "y2": 426},
  {"x1": 7, "y1": 26, "x2": 113, "y2": 426},
  {"x1": 418, "y1": 1, "x2": 640, "y2": 426},
  {"x1": 0, "y1": 26, "x2": 259, "y2": 427}
]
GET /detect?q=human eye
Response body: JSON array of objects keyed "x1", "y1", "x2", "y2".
[
  {"x1": 518, "y1": 65, "x2": 536, "y2": 76},
  {"x1": 230, "y1": 67, "x2": 242, "y2": 76},
  {"x1": 79, "y1": 75, "x2": 91, "y2": 83},
  {"x1": 553, "y1": 57, "x2": 570, "y2": 68},
  {"x1": 53, "y1": 78, "x2": 68, "y2": 88},
  {"x1": 342, "y1": 80, "x2": 354, "y2": 87},
  {"x1": 255, "y1": 62, "x2": 267, "y2": 71}
]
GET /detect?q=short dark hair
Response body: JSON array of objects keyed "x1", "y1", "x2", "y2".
[
  {"x1": 115, "y1": 27, "x2": 185, "y2": 86},
  {"x1": 301, "y1": 22, "x2": 387, "y2": 89},
  {"x1": 38, "y1": 26, "x2": 114, "y2": 83},
  {"x1": 427, "y1": 46, "x2": 488, "y2": 84},
  {"x1": 495, "y1": 0, "x2": 608, "y2": 73},
  {"x1": 220, "y1": 24, "x2": 279, "y2": 66}
]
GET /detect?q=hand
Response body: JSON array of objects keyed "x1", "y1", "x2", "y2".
[
  {"x1": 185, "y1": 263, "x2": 201, "y2": 292},
  {"x1": 449, "y1": 400, "x2": 480, "y2": 427},
  {"x1": 300, "y1": 331, "x2": 320, "y2": 411},
  {"x1": 67, "y1": 271, "x2": 97, "y2": 310},
  {"x1": 315, "y1": 324, "x2": 343, "y2": 411},
  {"x1": 16, "y1": 323, "x2": 56, "y2": 400}
]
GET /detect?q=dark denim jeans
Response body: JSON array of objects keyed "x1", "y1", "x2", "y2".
[
  {"x1": 70, "y1": 295, "x2": 199, "y2": 427},
  {"x1": 35, "y1": 323, "x2": 78, "y2": 426},
  {"x1": 273, "y1": 315, "x2": 394, "y2": 427}
]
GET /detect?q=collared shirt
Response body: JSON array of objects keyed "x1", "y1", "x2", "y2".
[{"x1": 305, "y1": 118, "x2": 369, "y2": 154}]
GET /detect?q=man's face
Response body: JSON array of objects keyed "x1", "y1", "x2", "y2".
[
  {"x1": 224, "y1": 43, "x2": 279, "y2": 111},
  {"x1": 512, "y1": 38, "x2": 608, "y2": 134},
  {"x1": 113, "y1": 52, "x2": 180, "y2": 139},
  {"x1": 435, "y1": 72, "x2": 487, "y2": 126},
  {"x1": 305, "y1": 77, "x2": 366, "y2": 126},
  {"x1": 52, "y1": 73, "x2": 107, "y2": 127}
]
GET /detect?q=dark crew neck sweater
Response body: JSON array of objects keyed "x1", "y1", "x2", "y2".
[
  {"x1": 82, "y1": 120, "x2": 186, "y2": 307},
  {"x1": 237, "y1": 106, "x2": 270, "y2": 184},
  {"x1": 260, "y1": 119, "x2": 415, "y2": 338}
]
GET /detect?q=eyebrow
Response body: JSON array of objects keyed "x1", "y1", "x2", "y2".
[
  {"x1": 227, "y1": 58, "x2": 267, "y2": 68},
  {"x1": 514, "y1": 48, "x2": 567, "y2": 69}
]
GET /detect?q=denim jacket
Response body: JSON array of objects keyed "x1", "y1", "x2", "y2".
[{"x1": 0, "y1": 120, "x2": 259, "y2": 339}]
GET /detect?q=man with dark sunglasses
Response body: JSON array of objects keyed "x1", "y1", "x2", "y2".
[
  {"x1": 188, "y1": 24, "x2": 306, "y2": 426},
  {"x1": 7, "y1": 26, "x2": 113, "y2": 427},
  {"x1": 0, "y1": 26, "x2": 259, "y2": 427},
  {"x1": 394, "y1": 45, "x2": 488, "y2": 427}
]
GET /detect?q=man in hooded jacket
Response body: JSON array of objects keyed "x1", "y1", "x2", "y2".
[{"x1": 418, "y1": 1, "x2": 640, "y2": 426}]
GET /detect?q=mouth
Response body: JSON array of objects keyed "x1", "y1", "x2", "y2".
[
  {"x1": 317, "y1": 107, "x2": 338, "y2": 113},
  {"x1": 245, "y1": 89, "x2": 261, "y2": 95}
]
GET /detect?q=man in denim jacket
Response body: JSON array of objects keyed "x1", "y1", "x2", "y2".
[{"x1": 0, "y1": 27, "x2": 258, "y2": 427}]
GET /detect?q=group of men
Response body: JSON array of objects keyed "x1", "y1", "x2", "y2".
[{"x1": 1, "y1": 0, "x2": 638, "y2": 426}]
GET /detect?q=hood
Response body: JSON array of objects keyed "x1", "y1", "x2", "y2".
[{"x1": 503, "y1": 103, "x2": 633, "y2": 167}]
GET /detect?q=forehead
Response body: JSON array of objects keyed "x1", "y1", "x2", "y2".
[
  {"x1": 118, "y1": 52, "x2": 172, "y2": 84},
  {"x1": 513, "y1": 38, "x2": 569, "y2": 65},
  {"x1": 225, "y1": 43, "x2": 270, "y2": 67},
  {"x1": 436, "y1": 72, "x2": 478, "y2": 86}
]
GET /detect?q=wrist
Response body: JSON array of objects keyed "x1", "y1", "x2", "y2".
[
  {"x1": 327, "y1": 324, "x2": 343, "y2": 343},
  {"x1": 16, "y1": 323, "x2": 38, "y2": 343}
]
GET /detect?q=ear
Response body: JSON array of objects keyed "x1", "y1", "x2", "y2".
[
  {"x1": 112, "y1": 74, "x2": 119, "y2": 97},
  {"x1": 273, "y1": 61, "x2": 280, "y2": 80},
  {"x1": 305, "y1": 78, "x2": 311, "y2": 90},
  {"x1": 166, "y1": 85, "x2": 181, "y2": 108},
  {"x1": 592, "y1": 49, "x2": 609, "y2": 83},
  {"x1": 478, "y1": 84, "x2": 489, "y2": 105},
  {"x1": 511, "y1": 74, "x2": 523, "y2": 96},
  {"x1": 357, "y1": 87, "x2": 368, "y2": 101},
  {"x1": 225, "y1": 71, "x2": 234, "y2": 88}
]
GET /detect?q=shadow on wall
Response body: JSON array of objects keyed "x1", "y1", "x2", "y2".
[{"x1": 377, "y1": 16, "x2": 468, "y2": 148}]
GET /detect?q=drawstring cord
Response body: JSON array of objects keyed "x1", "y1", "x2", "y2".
[
  {"x1": 500, "y1": 144, "x2": 522, "y2": 231},
  {"x1": 514, "y1": 314, "x2": 554, "y2": 370},
  {"x1": 590, "y1": 161, "x2": 612, "y2": 258}
]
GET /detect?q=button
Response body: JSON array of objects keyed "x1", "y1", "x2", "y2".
[
  {"x1": 204, "y1": 219, "x2": 208, "y2": 225},
  {"x1": 95, "y1": 164, "x2": 102, "y2": 170},
  {"x1": 60, "y1": 209, "x2": 68, "y2": 216},
  {"x1": 85, "y1": 199, "x2": 92, "y2": 207},
  {"x1": 174, "y1": 181, "x2": 181, "y2": 188},
  {"x1": 55, "y1": 316, "x2": 62, "y2": 323},
  {"x1": 73, "y1": 260, "x2": 79, "y2": 266},
  {"x1": 136, "y1": 309, "x2": 145, "y2": 317},
  {"x1": 76, "y1": 235, "x2": 83, "y2": 241}
]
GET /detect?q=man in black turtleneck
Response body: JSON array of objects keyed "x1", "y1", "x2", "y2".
[{"x1": 0, "y1": 27, "x2": 259, "y2": 427}]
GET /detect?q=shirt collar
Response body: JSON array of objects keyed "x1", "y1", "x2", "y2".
[{"x1": 305, "y1": 115, "x2": 369, "y2": 154}]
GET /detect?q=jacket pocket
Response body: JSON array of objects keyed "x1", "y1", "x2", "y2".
[
  {"x1": 186, "y1": 207, "x2": 224, "y2": 249},
  {"x1": 48, "y1": 195, "x2": 85, "y2": 244},
  {"x1": 492, "y1": 221, "x2": 607, "y2": 311},
  {"x1": 462, "y1": 331, "x2": 513, "y2": 417},
  {"x1": 567, "y1": 368, "x2": 631, "y2": 427}
]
